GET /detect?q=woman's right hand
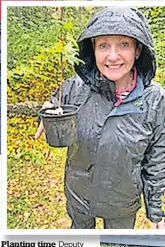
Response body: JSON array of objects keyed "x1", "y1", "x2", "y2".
[
  {"x1": 34, "y1": 101, "x2": 54, "y2": 140},
  {"x1": 150, "y1": 219, "x2": 165, "y2": 229}
]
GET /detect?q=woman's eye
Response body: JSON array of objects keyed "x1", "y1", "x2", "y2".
[
  {"x1": 99, "y1": 43, "x2": 108, "y2": 50},
  {"x1": 120, "y1": 42, "x2": 129, "y2": 48}
]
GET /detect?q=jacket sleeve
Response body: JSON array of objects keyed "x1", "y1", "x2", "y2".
[
  {"x1": 50, "y1": 74, "x2": 87, "y2": 107},
  {"x1": 50, "y1": 76, "x2": 76, "y2": 106},
  {"x1": 142, "y1": 89, "x2": 165, "y2": 223},
  {"x1": 50, "y1": 74, "x2": 90, "y2": 109}
]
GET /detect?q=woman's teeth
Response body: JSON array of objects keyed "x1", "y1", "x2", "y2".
[{"x1": 106, "y1": 64, "x2": 122, "y2": 68}]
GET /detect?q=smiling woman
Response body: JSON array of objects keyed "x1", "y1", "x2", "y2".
[
  {"x1": 35, "y1": 7, "x2": 165, "y2": 229},
  {"x1": 94, "y1": 36, "x2": 141, "y2": 90}
]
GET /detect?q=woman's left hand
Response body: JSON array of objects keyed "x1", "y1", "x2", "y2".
[{"x1": 150, "y1": 219, "x2": 165, "y2": 229}]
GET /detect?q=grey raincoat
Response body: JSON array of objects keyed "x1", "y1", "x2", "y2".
[{"x1": 51, "y1": 7, "x2": 165, "y2": 224}]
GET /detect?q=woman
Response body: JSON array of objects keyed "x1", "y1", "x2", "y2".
[{"x1": 35, "y1": 7, "x2": 165, "y2": 229}]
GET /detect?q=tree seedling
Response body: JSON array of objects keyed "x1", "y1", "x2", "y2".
[{"x1": 45, "y1": 7, "x2": 84, "y2": 115}]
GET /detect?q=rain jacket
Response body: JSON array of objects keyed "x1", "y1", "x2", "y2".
[{"x1": 51, "y1": 7, "x2": 165, "y2": 223}]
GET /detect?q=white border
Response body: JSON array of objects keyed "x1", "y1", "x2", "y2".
[
  {"x1": 3, "y1": 1, "x2": 165, "y2": 7},
  {"x1": 1, "y1": 0, "x2": 8, "y2": 235},
  {"x1": 2, "y1": 0, "x2": 165, "y2": 235}
]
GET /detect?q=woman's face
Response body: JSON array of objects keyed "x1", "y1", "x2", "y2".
[{"x1": 94, "y1": 35, "x2": 140, "y2": 83}]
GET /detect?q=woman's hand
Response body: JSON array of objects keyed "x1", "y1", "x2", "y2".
[
  {"x1": 34, "y1": 101, "x2": 54, "y2": 139},
  {"x1": 150, "y1": 219, "x2": 165, "y2": 229},
  {"x1": 34, "y1": 121, "x2": 44, "y2": 139}
]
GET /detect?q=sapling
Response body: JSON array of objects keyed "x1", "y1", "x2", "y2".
[{"x1": 45, "y1": 8, "x2": 84, "y2": 115}]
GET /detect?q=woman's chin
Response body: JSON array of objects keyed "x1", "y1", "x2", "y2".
[{"x1": 103, "y1": 74, "x2": 121, "y2": 82}]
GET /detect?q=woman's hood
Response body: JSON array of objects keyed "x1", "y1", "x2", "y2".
[{"x1": 75, "y1": 7, "x2": 156, "y2": 88}]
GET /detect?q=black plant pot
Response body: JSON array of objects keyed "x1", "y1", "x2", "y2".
[{"x1": 39, "y1": 105, "x2": 78, "y2": 147}]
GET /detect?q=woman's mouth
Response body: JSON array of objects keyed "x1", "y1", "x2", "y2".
[{"x1": 105, "y1": 64, "x2": 123, "y2": 69}]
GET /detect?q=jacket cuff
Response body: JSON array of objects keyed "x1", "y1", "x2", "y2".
[
  {"x1": 148, "y1": 212, "x2": 164, "y2": 223},
  {"x1": 146, "y1": 200, "x2": 165, "y2": 223},
  {"x1": 143, "y1": 184, "x2": 164, "y2": 223}
]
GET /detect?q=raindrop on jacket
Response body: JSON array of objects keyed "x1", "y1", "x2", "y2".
[{"x1": 51, "y1": 7, "x2": 165, "y2": 224}]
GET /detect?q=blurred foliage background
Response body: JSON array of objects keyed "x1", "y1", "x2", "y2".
[{"x1": 7, "y1": 6, "x2": 165, "y2": 229}]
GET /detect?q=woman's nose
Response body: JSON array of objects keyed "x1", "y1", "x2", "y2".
[{"x1": 106, "y1": 47, "x2": 119, "y2": 61}]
